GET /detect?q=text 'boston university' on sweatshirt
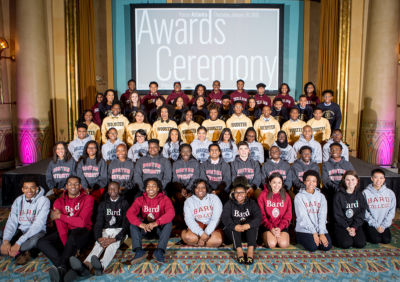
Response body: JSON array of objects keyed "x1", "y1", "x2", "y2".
[
  {"x1": 261, "y1": 159, "x2": 292, "y2": 188},
  {"x1": 289, "y1": 159, "x2": 320, "y2": 192},
  {"x1": 107, "y1": 159, "x2": 134, "y2": 190},
  {"x1": 183, "y1": 193, "x2": 223, "y2": 236},
  {"x1": 172, "y1": 158, "x2": 200, "y2": 190},
  {"x1": 3, "y1": 187, "x2": 50, "y2": 246},
  {"x1": 76, "y1": 158, "x2": 108, "y2": 190},
  {"x1": 134, "y1": 154, "x2": 172, "y2": 191},
  {"x1": 200, "y1": 158, "x2": 232, "y2": 192},
  {"x1": 231, "y1": 155, "x2": 262, "y2": 188},
  {"x1": 46, "y1": 158, "x2": 76, "y2": 189},
  {"x1": 363, "y1": 184, "x2": 396, "y2": 229},
  {"x1": 221, "y1": 197, "x2": 261, "y2": 231},
  {"x1": 257, "y1": 189, "x2": 292, "y2": 231},
  {"x1": 322, "y1": 157, "x2": 354, "y2": 192}
]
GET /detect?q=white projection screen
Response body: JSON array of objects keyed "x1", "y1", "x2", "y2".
[{"x1": 131, "y1": 5, "x2": 284, "y2": 93}]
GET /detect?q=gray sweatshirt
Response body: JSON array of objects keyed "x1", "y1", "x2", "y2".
[
  {"x1": 293, "y1": 135, "x2": 322, "y2": 164},
  {"x1": 191, "y1": 139, "x2": 212, "y2": 163},
  {"x1": 323, "y1": 139, "x2": 349, "y2": 162},
  {"x1": 272, "y1": 141, "x2": 296, "y2": 164},
  {"x1": 102, "y1": 138, "x2": 124, "y2": 161},
  {"x1": 76, "y1": 158, "x2": 108, "y2": 189},
  {"x1": 162, "y1": 141, "x2": 181, "y2": 161},
  {"x1": 200, "y1": 158, "x2": 232, "y2": 192},
  {"x1": 231, "y1": 156, "x2": 262, "y2": 188},
  {"x1": 322, "y1": 157, "x2": 354, "y2": 192},
  {"x1": 128, "y1": 141, "x2": 148, "y2": 162},
  {"x1": 363, "y1": 184, "x2": 396, "y2": 229},
  {"x1": 247, "y1": 141, "x2": 265, "y2": 164},
  {"x1": 172, "y1": 158, "x2": 200, "y2": 190},
  {"x1": 261, "y1": 159, "x2": 292, "y2": 189},
  {"x1": 218, "y1": 141, "x2": 238, "y2": 163},
  {"x1": 183, "y1": 193, "x2": 223, "y2": 236},
  {"x1": 46, "y1": 158, "x2": 76, "y2": 189},
  {"x1": 134, "y1": 154, "x2": 172, "y2": 191},
  {"x1": 289, "y1": 159, "x2": 320, "y2": 193},
  {"x1": 294, "y1": 188, "x2": 328, "y2": 234},
  {"x1": 68, "y1": 135, "x2": 92, "y2": 161},
  {"x1": 107, "y1": 159, "x2": 135, "y2": 190},
  {"x1": 3, "y1": 187, "x2": 50, "y2": 246}
]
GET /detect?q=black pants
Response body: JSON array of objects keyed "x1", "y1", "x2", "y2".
[
  {"x1": 365, "y1": 225, "x2": 391, "y2": 244},
  {"x1": 296, "y1": 232, "x2": 332, "y2": 252},
  {"x1": 224, "y1": 227, "x2": 258, "y2": 249},
  {"x1": 334, "y1": 225, "x2": 366, "y2": 249},
  {"x1": 37, "y1": 228, "x2": 91, "y2": 269}
]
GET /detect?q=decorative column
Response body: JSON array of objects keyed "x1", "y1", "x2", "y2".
[
  {"x1": 359, "y1": 0, "x2": 399, "y2": 166},
  {"x1": 16, "y1": 0, "x2": 53, "y2": 164}
]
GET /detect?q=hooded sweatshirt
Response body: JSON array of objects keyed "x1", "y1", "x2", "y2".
[
  {"x1": 230, "y1": 90, "x2": 249, "y2": 107},
  {"x1": 3, "y1": 187, "x2": 50, "y2": 246},
  {"x1": 134, "y1": 154, "x2": 172, "y2": 191},
  {"x1": 183, "y1": 193, "x2": 223, "y2": 236},
  {"x1": 162, "y1": 141, "x2": 181, "y2": 161},
  {"x1": 165, "y1": 91, "x2": 191, "y2": 105},
  {"x1": 290, "y1": 159, "x2": 321, "y2": 193},
  {"x1": 200, "y1": 158, "x2": 232, "y2": 192},
  {"x1": 172, "y1": 158, "x2": 200, "y2": 190},
  {"x1": 294, "y1": 188, "x2": 328, "y2": 234},
  {"x1": 101, "y1": 114, "x2": 129, "y2": 144},
  {"x1": 231, "y1": 155, "x2": 262, "y2": 188},
  {"x1": 128, "y1": 141, "x2": 148, "y2": 162},
  {"x1": 46, "y1": 158, "x2": 76, "y2": 189},
  {"x1": 281, "y1": 119, "x2": 307, "y2": 145},
  {"x1": 261, "y1": 159, "x2": 292, "y2": 188},
  {"x1": 107, "y1": 159, "x2": 135, "y2": 190},
  {"x1": 323, "y1": 139, "x2": 349, "y2": 162},
  {"x1": 322, "y1": 157, "x2": 354, "y2": 192},
  {"x1": 221, "y1": 197, "x2": 262, "y2": 231},
  {"x1": 202, "y1": 119, "x2": 226, "y2": 142},
  {"x1": 76, "y1": 158, "x2": 108, "y2": 190},
  {"x1": 93, "y1": 194, "x2": 130, "y2": 241},
  {"x1": 257, "y1": 190, "x2": 292, "y2": 231},
  {"x1": 362, "y1": 184, "x2": 396, "y2": 229},
  {"x1": 178, "y1": 121, "x2": 200, "y2": 144},
  {"x1": 293, "y1": 135, "x2": 322, "y2": 164},
  {"x1": 68, "y1": 135, "x2": 92, "y2": 161},
  {"x1": 191, "y1": 139, "x2": 212, "y2": 163},
  {"x1": 73, "y1": 122, "x2": 101, "y2": 144},
  {"x1": 53, "y1": 189, "x2": 94, "y2": 245},
  {"x1": 209, "y1": 90, "x2": 224, "y2": 105},
  {"x1": 273, "y1": 94, "x2": 295, "y2": 109},
  {"x1": 226, "y1": 114, "x2": 253, "y2": 143},
  {"x1": 218, "y1": 141, "x2": 238, "y2": 163},
  {"x1": 101, "y1": 138, "x2": 124, "y2": 161},
  {"x1": 254, "y1": 93, "x2": 272, "y2": 109},
  {"x1": 247, "y1": 140, "x2": 264, "y2": 164},
  {"x1": 127, "y1": 192, "x2": 175, "y2": 226},
  {"x1": 254, "y1": 116, "x2": 280, "y2": 150},
  {"x1": 333, "y1": 187, "x2": 367, "y2": 229},
  {"x1": 272, "y1": 141, "x2": 296, "y2": 164}
]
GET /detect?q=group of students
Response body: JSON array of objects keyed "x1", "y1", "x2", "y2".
[{"x1": 0, "y1": 79, "x2": 396, "y2": 282}]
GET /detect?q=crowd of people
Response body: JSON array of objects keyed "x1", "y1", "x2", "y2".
[{"x1": 0, "y1": 79, "x2": 396, "y2": 282}]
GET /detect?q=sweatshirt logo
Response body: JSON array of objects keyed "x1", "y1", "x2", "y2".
[
  {"x1": 143, "y1": 205, "x2": 159, "y2": 213},
  {"x1": 328, "y1": 169, "x2": 347, "y2": 181},
  {"x1": 272, "y1": 208, "x2": 280, "y2": 218},
  {"x1": 142, "y1": 162, "x2": 162, "y2": 175},
  {"x1": 234, "y1": 208, "x2": 250, "y2": 218},
  {"x1": 106, "y1": 208, "x2": 121, "y2": 216},
  {"x1": 367, "y1": 196, "x2": 391, "y2": 209},
  {"x1": 345, "y1": 209, "x2": 353, "y2": 218},
  {"x1": 231, "y1": 122, "x2": 248, "y2": 128},
  {"x1": 65, "y1": 202, "x2": 80, "y2": 216},
  {"x1": 176, "y1": 167, "x2": 195, "y2": 180},
  {"x1": 205, "y1": 169, "x2": 222, "y2": 181},
  {"x1": 193, "y1": 205, "x2": 213, "y2": 220},
  {"x1": 237, "y1": 168, "x2": 254, "y2": 180}
]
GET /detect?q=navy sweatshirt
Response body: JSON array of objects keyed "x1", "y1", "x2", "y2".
[
  {"x1": 296, "y1": 104, "x2": 313, "y2": 122},
  {"x1": 271, "y1": 107, "x2": 289, "y2": 126},
  {"x1": 317, "y1": 102, "x2": 342, "y2": 130}
]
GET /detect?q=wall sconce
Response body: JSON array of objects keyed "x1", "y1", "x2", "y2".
[{"x1": 0, "y1": 38, "x2": 15, "y2": 61}]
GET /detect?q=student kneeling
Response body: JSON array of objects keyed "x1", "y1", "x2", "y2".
[
  {"x1": 181, "y1": 179, "x2": 223, "y2": 247},
  {"x1": 127, "y1": 178, "x2": 175, "y2": 264}
]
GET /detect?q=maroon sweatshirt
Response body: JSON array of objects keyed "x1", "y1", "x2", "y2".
[
  {"x1": 273, "y1": 94, "x2": 295, "y2": 109},
  {"x1": 230, "y1": 90, "x2": 249, "y2": 107},
  {"x1": 165, "y1": 91, "x2": 191, "y2": 106},
  {"x1": 257, "y1": 189, "x2": 292, "y2": 231}
]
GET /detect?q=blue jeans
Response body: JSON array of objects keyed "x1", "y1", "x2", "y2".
[{"x1": 130, "y1": 222, "x2": 172, "y2": 251}]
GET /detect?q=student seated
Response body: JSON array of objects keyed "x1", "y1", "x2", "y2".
[
  {"x1": 202, "y1": 104, "x2": 226, "y2": 142},
  {"x1": 307, "y1": 108, "x2": 331, "y2": 143},
  {"x1": 37, "y1": 176, "x2": 94, "y2": 282},
  {"x1": 46, "y1": 142, "x2": 76, "y2": 197},
  {"x1": 323, "y1": 129, "x2": 349, "y2": 162},
  {"x1": 296, "y1": 95, "x2": 313, "y2": 122},
  {"x1": 69, "y1": 182, "x2": 130, "y2": 276},
  {"x1": 125, "y1": 110, "x2": 152, "y2": 147},
  {"x1": 226, "y1": 101, "x2": 253, "y2": 143},
  {"x1": 272, "y1": 130, "x2": 296, "y2": 164},
  {"x1": 127, "y1": 129, "x2": 149, "y2": 162},
  {"x1": 333, "y1": 171, "x2": 367, "y2": 249},
  {"x1": 363, "y1": 169, "x2": 396, "y2": 244},
  {"x1": 218, "y1": 128, "x2": 238, "y2": 163},
  {"x1": 162, "y1": 128, "x2": 183, "y2": 161},
  {"x1": 128, "y1": 178, "x2": 175, "y2": 264},
  {"x1": 141, "y1": 81, "x2": 161, "y2": 113},
  {"x1": 222, "y1": 180, "x2": 262, "y2": 265},
  {"x1": 244, "y1": 127, "x2": 264, "y2": 164},
  {"x1": 293, "y1": 125, "x2": 322, "y2": 164},
  {"x1": 254, "y1": 105, "x2": 280, "y2": 152},
  {"x1": 317, "y1": 90, "x2": 342, "y2": 130},
  {"x1": 151, "y1": 106, "x2": 178, "y2": 147},
  {"x1": 294, "y1": 170, "x2": 332, "y2": 252},
  {"x1": 102, "y1": 128, "x2": 124, "y2": 162},
  {"x1": 101, "y1": 102, "x2": 129, "y2": 144},
  {"x1": 281, "y1": 108, "x2": 306, "y2": 145},
  {"x1": 178, "y1": 109, "x2": 200, "y2": 144},
  {"x1": 68, "y1": 123, "x2": 92, "y2": 162},
  {"x1": 166, "y1": 81, "x2": 190, "y2": 106},
  {"x1": 261, "y1": 146, "x2": 292, "y2": 189},
  {"x1": 181, "y1": 179, "x2": 223, "y2": 247},
  {"x1": 0, "y1": 177, "x2": 50, "y2": 265},
  {"x1": 191, "y1": 127, "x2": 212, "y2": 163},
  {"x1": 257, "y1": 173, "x2": 292, "y2": 249},
  {"x1": 134, "y1": 139, "x2": 172, "y2": 192}
]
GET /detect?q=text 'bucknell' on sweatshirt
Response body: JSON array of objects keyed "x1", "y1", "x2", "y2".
[
  {"x1": 191, "y1": 138, "x2": 212, "y2": 163},
  {"x1": 209, "y1": 90, "x2": 224, "y2": 105},
  {"x1": 290, "y1": 159, "x2": 320, "y2": 193},
  {"x1": 221, "y1": 197, "x2": 262, "y2": 231},
  {"x1": 107, "y1": 159, "x2": 134, "y2": 190},
  {"x1": 322, "y1": 157, "x2": 354, "y2": 192},
  {"x1": 53, "y1": 189, "x2": 94, "y2": 245},
  {"x1": 293, "y1": 134, "x2": 322, "y2": 164},
  {"x1": 77, "y1": 158, "x2": 108, "y2": 190},
  {"x1": 231, "y1": 155, "x2": 262, "y2": 188},
  {"x1": 134, "y1": 154, "x2": 172, "y2": 191},
  {"x1": 200, "y1": 158, "x2": 232, "y2": 192},
  {"x1": 127, "y1": 192, "x2": 175, "y2": 227},
  {"x1": 257, "y1": 189, "x2": 292, "y2": 231},
  {"x1": 183, "y1": 193, "x2": 223, "y2": 236},
  {"x1": 46, "y1": 158, "x2": 76, "y2": 189},
  {"x1": 68, "y1": 135, "x2": 92, "y2": 161},
  {"x1": 333, "y1": 187, "x2": 367, "y2": 229},
  {"x1": 362, "y1": 184, "x2": 396, "y2": 229},
  {"x1": 172, "y1": 158, "x2": 200, "y2": 190},
  {"x1": 294, "y1": 188, "x2": 328, "y2": 235},
  {"x1": 261, "y1": 159, "x2": 292, "y2": 188}
]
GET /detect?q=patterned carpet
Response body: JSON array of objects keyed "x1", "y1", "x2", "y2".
[{"x1": 1, "y1": 207, "x2": 400, "y2": 281}]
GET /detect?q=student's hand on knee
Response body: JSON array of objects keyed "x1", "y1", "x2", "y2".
[
  {"x1": 148, "y1": 222, "x2": 158, "y2": 231},
  {"x1": 9, "y1": 243, "x2": 20, "y2": 257},
  {"x1": 313, "y1": 233, "x2": 320, "y2": 246},
  {"x1": 319, "y1": 234, "x2": 328, "y2": 247},
  {"x1": 235, "y1": 225, "x2": 244, "y2": 232},
  {"x1": 199, "y1": 232, "x2": 209, "y2": 243},
  {"x1": 0, "y1": 241, "x2": 11, "y2": 255}
]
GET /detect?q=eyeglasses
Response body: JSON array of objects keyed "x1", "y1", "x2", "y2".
[
  {"x1": 234, "y1": 191, "x2": 246, "y2": 195},
  {"x1": 67, "y1": 183, "x2": 80, "y2": 187}
]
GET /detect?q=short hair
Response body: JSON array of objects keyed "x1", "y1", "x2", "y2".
[
  {"x1": 213, "y1": 80, "x2": 220, "y2": 85},
  {"x1": 237, "y1": 141, "x2": 249, "y2": 148},
  {"x1": 76, "y1": 123, "x2": 88, "y2": 130},
  {"x1": 179, "y1": 143, "x2": 192, "y2": 153},
  {"x1": 222, "y1": 94, "x2": 230, "y2": 100},
  {"x1": 299, "y1": 145, "x2": 312, "y2": 154},
  {"x1": 148, "y1": 139, "x2": 160, "y2": 146},
  {"x1": 322, "y1": 89, "x2": 334, "y2": 96},
  {"x1": 192, "y1": 178, "x2": 212, "y2": 193},
  {"x1": 20, "y1": 176, "x2": 39, "y2": 188},
  {"x1": 116, "y1": 143, "x2": 127, "y2": 151},
  {"x1": 290, "y1": 107, "x2": 299, "y2": 114},
  {"x1": 274, "y1": 98, "x2": 283, "y2": 104},
  {"x1": 173, "y1": 81, "x2": 181, "y2": 87},
  {"x1": 108, "y1": 181, "x2": 120, "y2": 189},
  {"x1": 232, "y1": 176, "x2": 250, "y2": 189},
  {"x1": 209, "y1": 143, "x2": 220, "y2": 152},
  {"x1": 144, "y1": 178, "x2": 162, "y2": 190},
  {"x1": 329, "y1": 142, "x2": 343, "y2": 150},
  {"x1": 371, "y1": 168, "x2": 385, "y2": 177},
  {"x1": 256, "y1": 83, "x2": 266, "y2": 89},
  {"x1": 111, "y1": 101, "x2": 122, "y2": 108},
  {"x1": 197, "y1": 126, "x2": 207, "y2": 133},
  {"x1": 332, "y1": 128, "x2": 342, "y2": 135},
  {"x1": 233, "y1": 100, "x2": 243, "y2": 107},
  {"x1": 298, "y1": 94, "x2": 307, "y2": 100},
  {"x1": 313, "y1": 107, "x2": 323, "y2": 113},
  {"x1": 66, "y1": 175, "x2": 81, "y2": 184},
  {"x1": 149, "y1": 81, "x2": 158, "y2": 87},
  {"x1": 303, "y1": 170, "x2": 320, "y2": 184},
  {"x1": 237, "y1": 79, "x2": 244, "y2": 84},
  {"x1": 128, "y1": 79, "x2": 136, "y2": 85}
]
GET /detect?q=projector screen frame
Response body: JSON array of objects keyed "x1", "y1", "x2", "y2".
[{"x1": 130, "y1": 3, "x2": 284, "y2": 96}]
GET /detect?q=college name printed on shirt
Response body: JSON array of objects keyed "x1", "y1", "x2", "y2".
[
  {"x1": 328, "y1": 169, "x2": 347, "y2": 181},
  {"x1": 289, "y1": 128, "x2": 303, "y2": 134},
  {"x1": 268, "y1": 169, "x2": 287, "y2": 179},
  {"x1": 53, "y1": 166, "x2": 71, "y2": 173},
  {"x1": 195, "y1": 148, "x2": 209, "y2": 160},
  {"x1": 234, "y1": 208, "x2": 250, "y2": 223},
  {"x1": 65, "y1": 202, "x2": 81, "y2": 216},
  {"x1": 237, "y1": 168, "x2": 254, "y2": 180},
  {"x1": 83, "y1": 165, "x2": 99, "y2": 178},
  {"x1": 157, "y1": 126, "x2": 174, "y2": 132},
  {"x1": 304, "y1": 200, "x2": 321, "y2": 214},
  {"x1": 259, "y1": 125, "x2": 277, "y2": 130},
  {"x1": 205, "y1": 169, "x2": 223, "y2": 181},
  {"x1": 107, "y1": 148, "x2": 117, "y2": 160},
  {"x1": 143, "y1": 205, "x2": 160, "y2": 213},
  {"x1": 231, "y1": 122, "x2": 248, "y2": 128},
  {"x1": 105, "y1": 121, "x2": 125, "y2": 128},
  {"x1": 193, "y1": 205, "x2": 213, "y2": 220},
  {"x1": 19, "y1": 209, "x2": 37, "y2": 223},
  {"x1": 142, "y1": 162, "x2": 162, "y2": 174},
  {"x1": 176, "y1": 168, "x2": 194, "y2": 180},
  {"x1": 233, "y1": 96, "x2": 248, "y2": 102},
  {"x1": 106, "y1": 208, "x2": 121, "y2": 216},
  {"x1": 345, "y1": 201, "x2": 359, "y2": 218},
  {"x1": 367, "y1": 196, "x2": 392, "y2": 209}
]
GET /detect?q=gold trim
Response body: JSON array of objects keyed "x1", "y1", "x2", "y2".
[{"x1": 337, "y1": 0, "x2": 351, "y2": 141}]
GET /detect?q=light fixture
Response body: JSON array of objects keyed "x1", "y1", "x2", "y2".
[{"x1": 0, "y1": 38, "x2": 15, "y2": 61}]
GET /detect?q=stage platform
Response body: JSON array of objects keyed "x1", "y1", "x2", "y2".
[{"x1": 1, "y1": 157, "x2": 400, "y2": 206}]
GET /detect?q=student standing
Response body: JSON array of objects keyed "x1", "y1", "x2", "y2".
[
  {"x1": 101, "y1": 128, "x2": 124, "y2": 162},
  {"x1": 141, "y1": 81, "x2": 161, "y2": 113},
  {"x1": 73, "y1": 110, "x2": 101, "y2": 144},
  {"x1": 202, "y1": 104, "x2": 226, "y2": 142},
  {"x1": 296, "y1": 95, "x2": 313, "y2": 122},
  {"x1": 244, "y1": 97, "x2": 261, "y2": 123},
  {"x1": 271, "y1": 98, "x2": 289, "y2": 126},
  {"x1": 123, "y1": 92, "x2": 145, "y2": 122},
  {"x1": 209, "y1": 80, "x2": 224, "y2": 105},
  {"x1": 148, "y1": 96, "x2": 166, "y2": 125},
  {"x1": 120, "y1": 79, "x2": 136, "y2": 108},
  {"x1": 317, "y1": 90, "x2": 342, "y2": 130},
  {"x1": 254, "y1": 105, "x2": 280, "y2": 151},
  {"x1": 151, "y1": 106, "x2": 178, "y2": 147},
  {"x1": 166, "y1": 81, "x2": 190, "y2": 105},
  {"x1": 219, "y1": 95, "x2": 234, "y2": 122},
  {"x1": 91, "y1": 93, "x2": 103, "y2": 126},
  {"x1": 218, "y1": 128, "x2": 238, "y2": 163},
  {"x1": 101, "y1": 103, "x2": 129, "y2": 144},
  {"x1": 230, "y1": 79, "x2": 249, "y2": 107},
  {"x1": 128, "y1": 129, "x2": 149, "y2": 162},
  {"x1": 226, "y1": 101, "x2": 253, "y2": 143},
  {"x1": 99, "y1": 89, "x2": 118, "y2": 121},
  {"x1": 191, "y1": 96, "x2": 209, "y2": 124},
  {"x1": 273, "y1": 83, "x2": 295, "y2": 110},
  {"x1": 254, "y1": 83, "x2": 272, "y2": 110},
  {"x1": 162, "y1": 128, "x2": 183, "y2": 161},
  {"x1": 303, "y1": 82, "x2": 320, "y2": 109}
]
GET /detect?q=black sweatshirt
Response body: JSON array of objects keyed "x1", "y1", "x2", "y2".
[
  {"x1": 271, "y1": 107, "x2": 288, "y2": 126},
  {"x1": 317, "y1": 102, "x2": 342, "y2": 130},
  {"x1": 221, "y1": 197, "x2": 262, "y2": 231},
  {"x1": 93, "y1": 195, "x2": 130, "y2": 241},
  {"x1": 296, "y1": 104, "x2": 313, "y2": 122},
  {"x1": 333, "y1": 187, "x2": 368, "y2": 230}
]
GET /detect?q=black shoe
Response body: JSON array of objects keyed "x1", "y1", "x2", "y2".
[
  {"x1": 63, "y1": 269, "x2": 78, "y2": 282},
  {"x1": 153, "y1": 248, "x2": 165, "y2": 263},
  {"x1": 236, "y1": 256, "x2": 245, "y2": 265},
  {"x1": 69, "y1": 256, "x2": 90, "y2": 277},
  {"x1": 91, "y1": 255, "x2": 103, "y2": 276},
  {"x1": 49, "y1": 266, "x2": 66, "y2": 282}
]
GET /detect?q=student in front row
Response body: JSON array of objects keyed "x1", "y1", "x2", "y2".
[
  {"x1": 333, "y1": 171, "x2": 367, "y2": 249},
  {"x1": 294, "y1": 170, "x2": 332, "y2": 252},
  {"x1": 258, "y1": 173, "x2": 292, "y2": 249},
  {"x1": 128, "y1": 178, "x2": 175, "y2": 263},
  {"x1": 38, "y1": 176, "x2": 94, "y2": 282},
  {"x1": 1, "y1": 177, "x2": 50, "y2": 265},
  {"x1": 181, "y1": 179, "x2": 223, "y2": 247},
  {"x1": 363, "y1": 169, "x2": 396, "y2": 244},
  {"x1": 222, "y1": 178, "x2": 262, "y2": 265}
]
